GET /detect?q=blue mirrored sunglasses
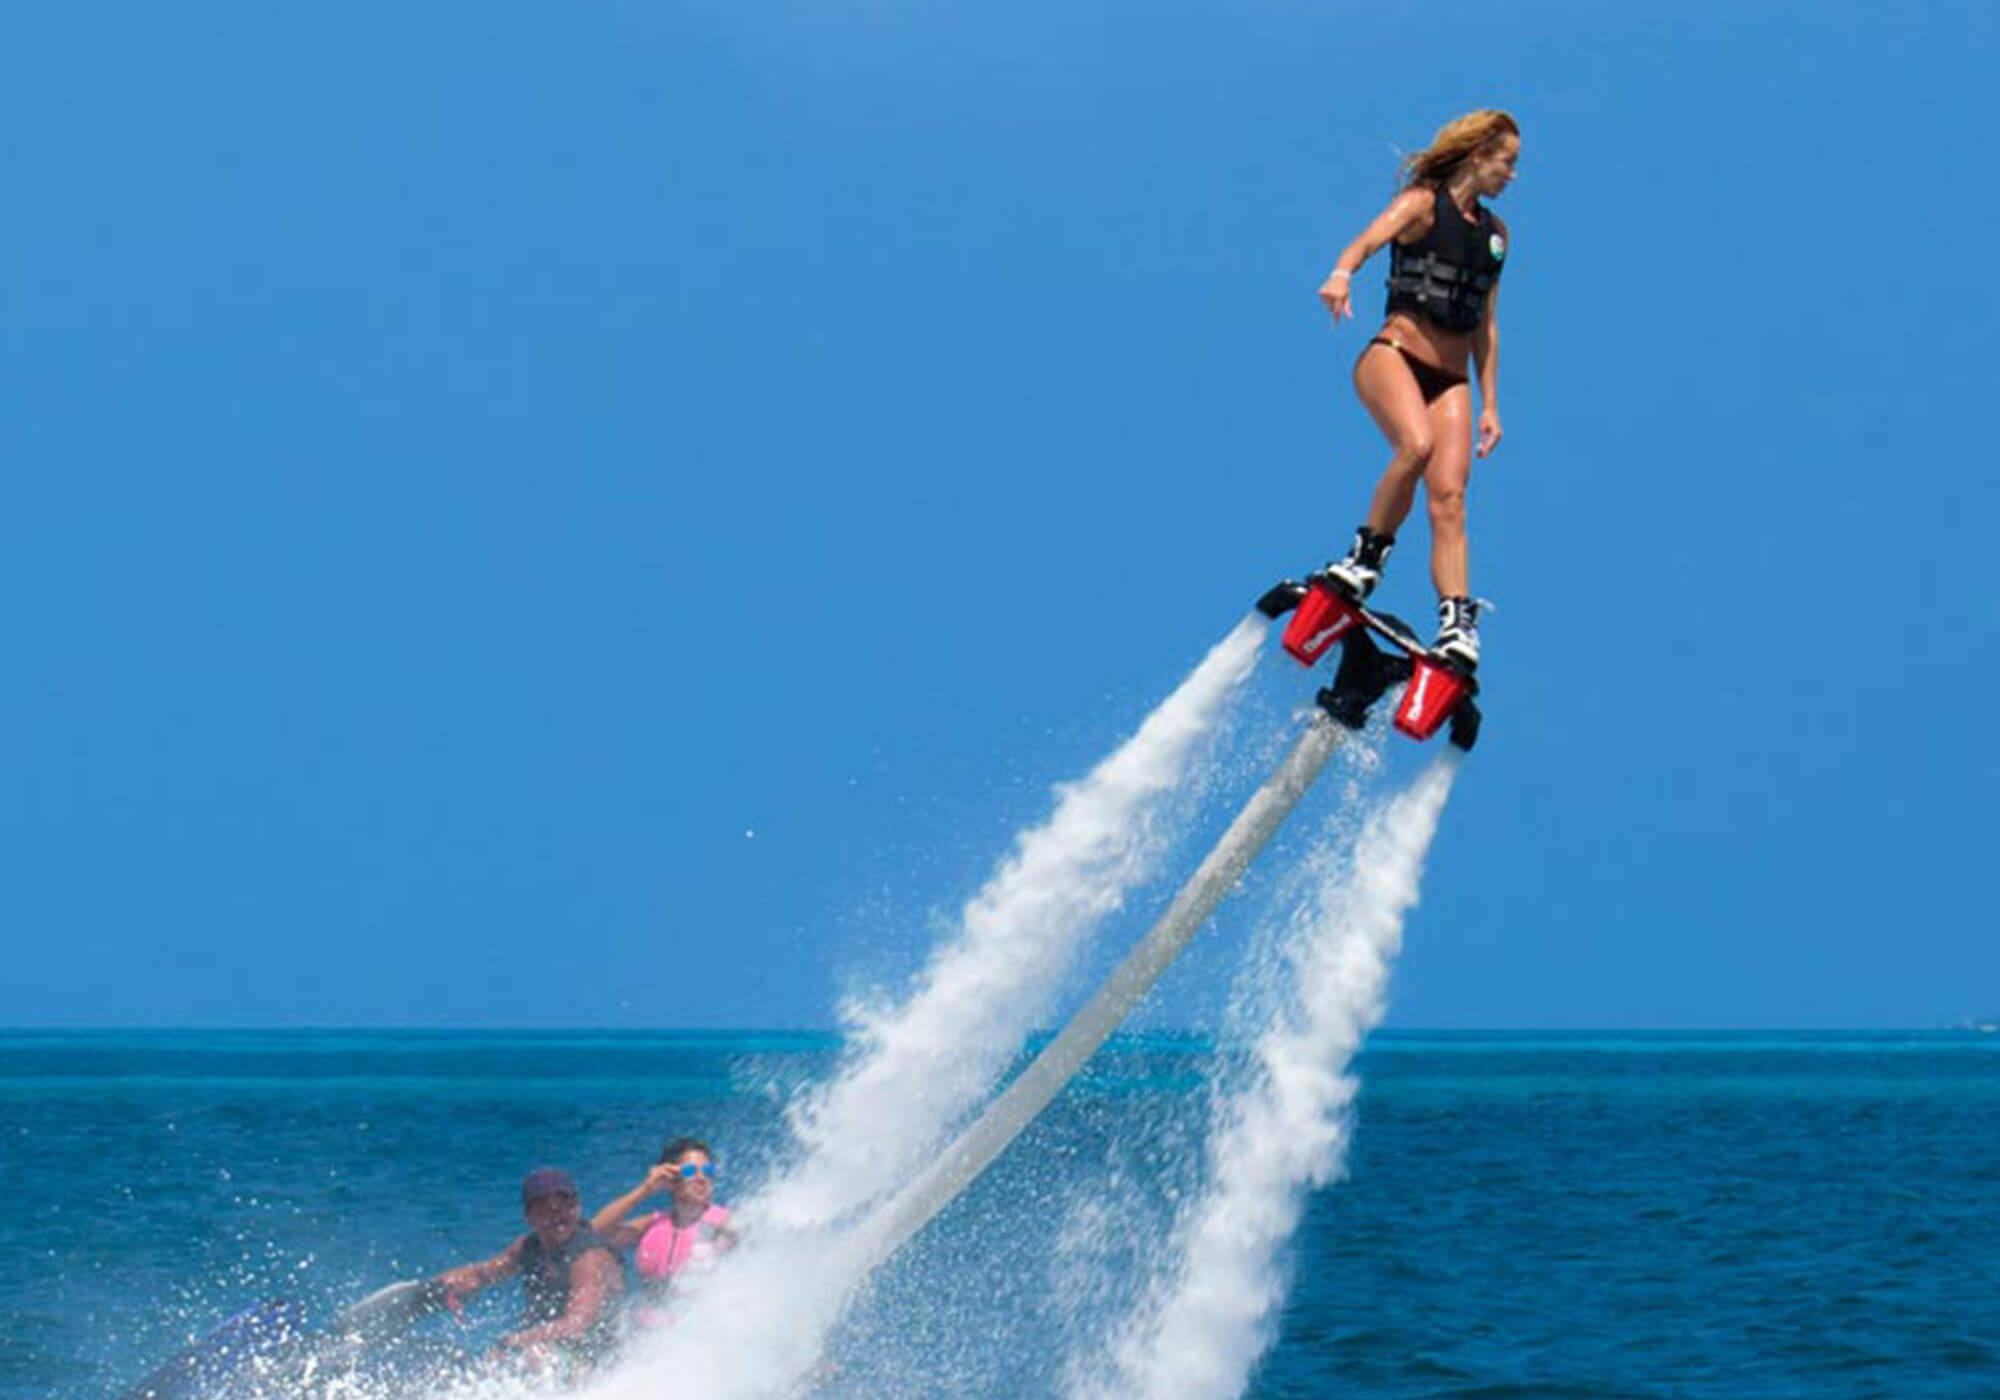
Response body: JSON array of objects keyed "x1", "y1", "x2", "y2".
[{"x1": 677, "y1": 1162, "x2": 717, "y2": 1179}]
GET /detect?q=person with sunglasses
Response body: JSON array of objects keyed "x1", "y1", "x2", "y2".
[{"x1": 592, "y1": 1137, "x2": 736, "y2": 1325}]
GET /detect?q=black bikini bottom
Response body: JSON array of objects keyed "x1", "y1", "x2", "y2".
[{"x1": 1366, "y1": 337, "x2": 1468, "y2": 404}]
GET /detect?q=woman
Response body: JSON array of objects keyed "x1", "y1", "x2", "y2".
[
  {"x1": 592, "y1": 1136, "x2": 735, "y2": 1326},
  {"x1": 1316, "y1": 109, "x2": 1520, "y2": 668}
]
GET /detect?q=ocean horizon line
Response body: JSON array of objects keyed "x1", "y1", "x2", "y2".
[{"x1": 2, "y1": 1023, "x2": 1992, "y2": 1038}]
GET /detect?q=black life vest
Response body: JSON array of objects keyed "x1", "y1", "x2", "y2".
[{"x1": 1384, "y1": 185, "x2": 1506, "y2": 334}]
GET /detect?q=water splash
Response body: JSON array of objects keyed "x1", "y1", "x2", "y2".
[
  {"x1": 757, "y1": 615, "x2": 1267, "y2": 1232},
  {"x1": 592, "y1": 616, "x2": 1269, "y2": 1398},
  {"x1": 1077, "y1": 752, "x2": 1459, "y2": 1400}
]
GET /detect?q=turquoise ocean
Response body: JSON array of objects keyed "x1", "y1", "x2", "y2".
[{"x1": 5, "y1": 1030, "x2": 1998, "y2": 1398}]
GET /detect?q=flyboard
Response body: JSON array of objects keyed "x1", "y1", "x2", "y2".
[
  {"x1": 120, "y1": 1279, "x2": 452, "y2": 1400},
  {"x1": 848, "y1": 573, "x2": 1479, "y2": 1269}
]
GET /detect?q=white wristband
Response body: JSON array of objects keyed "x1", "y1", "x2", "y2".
[{"x1": 1328, "y1": 268, "x2": 1352, "y2": 281}]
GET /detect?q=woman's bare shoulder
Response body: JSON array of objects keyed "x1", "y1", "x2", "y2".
[{"x1": 1384, "y1": 185, "x2": 1437, "y2": 239}]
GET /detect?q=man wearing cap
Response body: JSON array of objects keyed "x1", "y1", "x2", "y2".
[{"x1": 433, "y1": 1167, "x2": 625, "y2": 1372}]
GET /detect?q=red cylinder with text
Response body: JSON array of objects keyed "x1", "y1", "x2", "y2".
[
  {"x1": 1393, "y1": 658, "x2": 1467, "y2": 742},
  {"x1": 1280, "y1": 584, "x2": 1361, "y2": 666}
]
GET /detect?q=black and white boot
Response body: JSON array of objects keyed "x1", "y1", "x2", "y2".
[
  {"x1": 1322, "y1": 527, "x2": 1394, "y2": 602},
  {"x1": 1434, "y1": 596, "x2": 1482, "y2": 669}
]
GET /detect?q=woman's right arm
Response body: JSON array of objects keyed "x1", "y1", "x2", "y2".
[
  {"x1": 1317, "y1": 188, "x2": 1433, "y2": 322},
  {"x1": 590, "y1": 1164, "x2": 675, "y2": 1237}
]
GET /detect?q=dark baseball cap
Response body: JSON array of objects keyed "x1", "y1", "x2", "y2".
[{"x1": 521, "y1": 1167, "x2": 579, "y2": 1206}]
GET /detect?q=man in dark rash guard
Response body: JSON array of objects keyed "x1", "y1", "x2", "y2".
[{"x1": 433, "y1": 1167, "x2": 625, "y2": 1375}]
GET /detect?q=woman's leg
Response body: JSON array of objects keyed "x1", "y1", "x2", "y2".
[
  {"x1": 1422, "y1": 385, "x2": 1475, "y2": 598},
  {"x1": 1351, "y1": 344, "x2": 1437, "y2": 537}
]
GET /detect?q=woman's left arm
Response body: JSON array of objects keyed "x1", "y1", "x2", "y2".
[{"x1": 1474, "y1": 281, "x2": 1503, "y2": 459}]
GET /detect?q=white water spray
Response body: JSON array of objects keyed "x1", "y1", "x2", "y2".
[
  {"x1": 757, "y1": 615, "x2": 1267, "y2": 1232},
  {"x1": 1078, "y1": 752, "x2": 1460, "y2": 1400},
  {"x1": 579, "y1": 617, "x2": 1268, "y2": 1400}
]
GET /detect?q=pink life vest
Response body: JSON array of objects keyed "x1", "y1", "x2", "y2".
[{"x1": 635, "y1": 1205, "x2": 731, "y2": 1283}]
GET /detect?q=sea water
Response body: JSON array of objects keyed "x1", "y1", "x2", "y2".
[{"x1": 5, "y1": 1030, "x2": 1999, "y2": 1398}]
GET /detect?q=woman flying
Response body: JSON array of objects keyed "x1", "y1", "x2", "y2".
[{"x1": 1316, "y1": 109, "x2": 1520, "y2": 668}]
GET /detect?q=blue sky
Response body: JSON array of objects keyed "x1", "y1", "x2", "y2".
[{"x1": 3, "y1": 0, "x2": 1994, "y2": 1028}]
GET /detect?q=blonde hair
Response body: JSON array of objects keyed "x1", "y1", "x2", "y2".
[{"x1": 1402, "y1": 109, "x2": 1520, "y2": 188}]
